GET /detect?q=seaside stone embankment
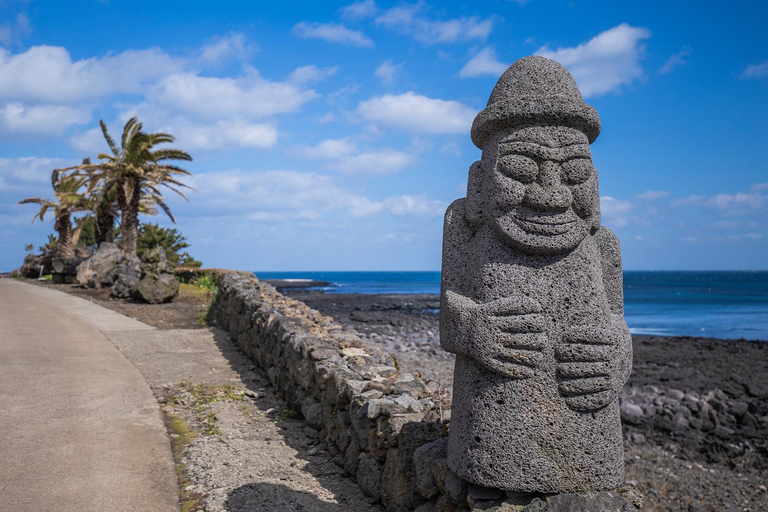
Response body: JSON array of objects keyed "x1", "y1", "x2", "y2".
[{"x1": 208, "y1": 272, "x2": 641, "y2": 511}]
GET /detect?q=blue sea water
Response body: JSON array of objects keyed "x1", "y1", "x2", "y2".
[{"x1": 255, "y1": 270, "x2": 768, "y2": 341}]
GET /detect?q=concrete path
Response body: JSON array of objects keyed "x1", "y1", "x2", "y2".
[{"x1": 0, "y1": 279, "x2": 179, "y2": 512}]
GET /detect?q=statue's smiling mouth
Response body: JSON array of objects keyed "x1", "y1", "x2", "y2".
[{"x1": 513, "y1": 214, "x2": 578, "y2": 235}]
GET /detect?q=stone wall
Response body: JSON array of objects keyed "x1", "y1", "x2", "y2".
[{"x1": 208, "y1": 272, "x2": 459, "y2": 512}]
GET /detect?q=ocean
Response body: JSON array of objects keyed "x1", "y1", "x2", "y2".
[{"x1": 255, "y1": 270, "x2": 768, "y2": 341}]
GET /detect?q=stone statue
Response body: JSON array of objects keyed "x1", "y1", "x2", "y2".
[{"x1": 440, "y1": 56, "x2": 632, "y2": 493}]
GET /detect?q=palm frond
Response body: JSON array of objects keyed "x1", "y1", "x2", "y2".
[{"x1": 100, "y1": 120, "x2": 120, "y2": 156}]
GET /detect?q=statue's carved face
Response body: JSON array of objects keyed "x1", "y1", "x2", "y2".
[{"x1": 481, "y1": 125, "x2": 600, "y2": 254}]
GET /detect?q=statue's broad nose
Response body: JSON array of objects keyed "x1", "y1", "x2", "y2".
[{"x1": 523, "y1": 161, "x2": 572, "y2": 210}]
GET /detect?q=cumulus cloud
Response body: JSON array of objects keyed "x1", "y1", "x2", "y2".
[
  {"x1": 148, "y1": 70, "x2": 319, "y2": 120},
  {"x1": 600, "y1": 195, "x2": 634, "y2": 228},
  {"x1": 384, "y1": 194, "x2": 446, "y2": 217},
  {"x1": 185, "y1": 169, "x2": 442, "y2": 220},
  {"x1": 459, "y1": 47, "x2": 508, "y2": 78},
  {"x1": 374, "y1": 3, "x2": 493, "y2": 45},
  {"x1": 287, "y1": 65, "x2": 338, "y2": 85},
  {"x1": 341, "y1": 0, "x2": 379, "y2": 20},
  {"x1": 168, "y1": 119, "x2": 278, "y2": 151},
  {"x1": 356, "y1": 92, "x2": 476, "y2": 134},
  {"x1": 535, "y1": 23, "x2": 651, "y2": 97},
  {"x1": 292, "y1": 22, "x2": 374, "y2": 47},
  {"x1": 741, "y1": 60, "x2": 768, "y2": 79},
  {"x1": 198, "y1": 32, "x2": 256, "y2": 65},
  {"x1": 636, "y1": 190, "x2": 670, "y2": 200},
  {"x1": 659, "y1": 46, "x2": 692, "y2": 75},
  {"x1": 374, "y1": 60, "x2": 402, "y2": 85},
  {"x1": 0, "y1": 156, "x2": 72, "y2": 192},
  {"x1": 295, "y1": 138, "x2": 415, "y2": 175},
  {"x1": 0, "y1": 102, "x2": 91, "y2": 137},
  {"x1": 0, "y1": 45, "x2": 186, "y2": 103}
]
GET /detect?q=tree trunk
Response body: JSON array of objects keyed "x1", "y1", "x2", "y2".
[
  {"x1": 95, "y1": 208, "x2": 115, "y2": 245},
  {"x1": 56, "y1": 214, "x2": 75, "y2": 259},
  {"x1": 120, "y1": 180, "x2": 142, "y2": 256}
]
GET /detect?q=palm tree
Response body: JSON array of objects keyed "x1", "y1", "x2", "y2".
[
  {"x1": 19, "y1": 169, "x2": 89, "y2": 259},
  {"x1": 72, "y1": 118, "x2": 193, "y2": 256}
]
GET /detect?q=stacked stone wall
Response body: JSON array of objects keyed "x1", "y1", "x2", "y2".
[{"x1": 208, "y1": 272, "x2": 464, "y2": 512}]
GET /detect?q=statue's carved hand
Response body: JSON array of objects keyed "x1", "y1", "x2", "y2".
[
  {"x1": 556, "y1": 315, "x2": 632, "y2": 412},
  {"x1": 443, "y1": 290, "x2": 546, "y2": 379}
]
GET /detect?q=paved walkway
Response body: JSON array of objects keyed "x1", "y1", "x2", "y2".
[{"x1": 0, "y1": 279, "x2": 179, "y2": 512}]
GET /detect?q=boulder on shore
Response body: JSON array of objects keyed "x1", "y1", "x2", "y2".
[
  {"x1": 51, "y1": 255, "x2": 88, "y2": 284},
  {"x1": 134, "y1": 246, "x2": 179, "y2": 303},
  {"x1": 18, "y1": 251, "x2": 54, "y2": 278},
  {"x1": 76, "y1": 243, "x2": 140, "y2": 298}
]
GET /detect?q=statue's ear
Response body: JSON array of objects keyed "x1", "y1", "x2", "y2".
[{"x1": 465, "y1": 160, "x2": 484, "y2": 227}]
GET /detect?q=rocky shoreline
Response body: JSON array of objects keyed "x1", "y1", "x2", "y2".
[{"x1": 280, "y1": 286, "x2": 768, "y2": 511}]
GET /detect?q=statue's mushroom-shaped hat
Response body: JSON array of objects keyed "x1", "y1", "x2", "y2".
[{"x1": 471, "y1": 56, "x2": 601, "y2": 149}]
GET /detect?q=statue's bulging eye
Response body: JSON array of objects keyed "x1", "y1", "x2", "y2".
[
  {"x1": 497, "y1": 155, "x2": 538, "y2": 183},
  {"x1": 561, "y1": 159, "x2": 594, "y2": 184}
]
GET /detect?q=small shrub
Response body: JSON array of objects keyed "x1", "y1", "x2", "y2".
[{"x1": 195, "y1": 273, "x2": 218, "y2": 292}]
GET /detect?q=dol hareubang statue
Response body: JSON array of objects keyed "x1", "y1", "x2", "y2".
[{"x1": 440, "y1": 56, "x2": 632, "y2": 493}]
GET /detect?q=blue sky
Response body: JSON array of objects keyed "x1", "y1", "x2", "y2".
[{"x1": 1, "y1": 0, "x2": 767, "y2": 271}]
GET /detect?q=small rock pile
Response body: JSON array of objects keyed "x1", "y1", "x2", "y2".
[{"x1": 619, "y1": 385, "x2": 768, "y2": 467}]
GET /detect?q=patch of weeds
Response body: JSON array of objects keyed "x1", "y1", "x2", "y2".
[
  {"x1": 179, "y1": 282, "x2": 212, "y2": 300},
  {"x1": 195, "y1": 274, "x2": 219, "y2": 296},
  {"x1": 162, "y1": 410, "x2": 205, "y2": 512},
  {"x1": 197, "y1": 304, "x2": 210, "y2": 326},
  {"x1": 391, "y1": 354, "x2": 400, "y2": 371},
  {"x1": 163, "y1": 382, "x2": 249, "y2": 510},
  {"x1": 41, "y1": 273, "x2": 52, "y2": 281}
]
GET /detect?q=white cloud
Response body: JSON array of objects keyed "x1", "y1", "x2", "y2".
[
  {"x1": 356, "y1": 92, "x2": 476, "y2": 134},
  {"x1": 69, "y1": 127, "x2": 108, "y2": 154},
  {"x1": 292, "y1": 22, "x2": 374, "y2": 47},
  {"x1": 535, "y1": 23, "x2": 651, "y2": 97},
  {"x1": 169, "y1": 118, "x2": 278, "y2": 151},
  {"x1": 741, "y1": 60, "x2": 768, "y2": 79},
  {"x1": 287, "y1": 65, "x2": 338, "y2": 85},
  {"x1": 0, "y1": 156, "x2": 71, "y2": 191},
  {"x1": 0, "y1": 45, "x2": 186, "y2": 103},
  {"x1": 187, "y1": 169, "x2": 381, "y2": 218},
  {"x1": 375, "y1": 60, "x2": 402, "y2": 85},
  {"x1": 459, "y1": 47, "x2": 508, "y2": 78},
  {"x1": 295, "y1": 138, "x2": 415, "y2": 175},
  {"x1": 296, "y1": 138, "x2": 357, "y2": 159},
  {"x1": 148, "y1": 70, "x2": 319, "y2": 120},
  {"x1": 673, "y1": 184, "x2": 768, "y2": 216},
  {"x1": 384, "y1": 195, "x2": 446, "y2": 217},
  {"x1": 198, "y1": 32, "x2": 256, "y2": 65},
  {"x1": 636, "y1": 190, "x2": 670, "y2": 200},
  {"x1": 659, "y1": 46, "x2": 691, "y2": 75},
  {"x1": 0, "y1": 102, "x2": 91, "y2": 137},
  {"x1": 0, "y1": 12, "x2": 31, "y2": 46},
  {"x1": 341, "y1": 0, "x2": 379, "y2": 20},
  {"x1": 600, "y1": 195, "x2": 634, "y2": 228},
  {"x1": 184, "y1": 169, "x2": 441, "y2": 220},
  {"x1": 328, "y1": 149, "x2": 415, "y2": 175},
  {"x1": 375, "y1": 4, "x2": 493, "y2": 45}
]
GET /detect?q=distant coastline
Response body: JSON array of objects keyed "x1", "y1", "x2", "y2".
[{"x1": 256, "y1": 270, "x2": 768, "y2": 342}]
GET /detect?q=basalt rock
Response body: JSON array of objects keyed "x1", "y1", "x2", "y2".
[
  {"x1": 18, "y1": 251, "x2": 54, "y2": 278},
  {"x1": 440, "y1": 56, "x2": 631, "y2": 493},
  {"x1": 134, "y1": 246, "x2": 179, "y2": 303},
  {"x1": 76, "y1": 243, "x2": 140, "y2": 298}
]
